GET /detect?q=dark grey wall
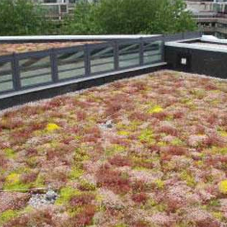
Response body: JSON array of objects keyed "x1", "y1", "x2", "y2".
[{"x1": 165, "y1": 46, "x2": 227, "y2": 79}]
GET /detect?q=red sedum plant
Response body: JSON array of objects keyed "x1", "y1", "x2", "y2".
[{"x1": 0, "y1": 71, "x2": 227, "y2": 226}]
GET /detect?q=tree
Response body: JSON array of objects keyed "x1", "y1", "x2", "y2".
[
  {"x1": 146, "y1": 0, "x2": 197, "y2": 34},
  {"x1": 63, "y1": 1, "x2": 101, "y2": 35},
  {"x1": 63, "y1": 0, "x2": 197, "y2": 35},
  {"x1": 0, "y1": 0, "x2": 52, "y2": 36}
]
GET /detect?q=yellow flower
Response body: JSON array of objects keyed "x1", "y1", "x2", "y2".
[
  {"x1": 219, "y1": 180, "x2": 227, "y2": 194},
  {"x1": 46, "y1": 123, "x2": 60, "y2": 132},
  {"x1": 118, "y1": 130, "x2": 130, "y2": 136},
  {"x1": 6, "y1": 173, "x2": 20, "y2": 185},
  {"x1": 148, "y1": 105, "x2": 163, "y2": 114},
  {"x1": 220, "y1": 131, "x2": 227, "y2": 137},
  {"x1": 155, "y1": 179, "x2": 165, "y2": 189}
]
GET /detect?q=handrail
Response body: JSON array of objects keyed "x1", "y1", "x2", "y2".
[{"x1": 0, "y1": 32, "x2": 202, "y2": 97}]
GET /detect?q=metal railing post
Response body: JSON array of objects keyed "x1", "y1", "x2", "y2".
[
  {"x1": 50, "y1": 49, "x2": 58, "y2": 83},
  {"x1": 114, "y1": 40, "x2": 119, "y2": 70},
  {"x1": 139, "y1": 37, "x2": 144, "y2": 66},
  {"x1": 84, "y1": 44, "x2": 91, "y2": 77},
  {"x1": 163, "y1": 34, "x2": 166, "y2": 42},
  {"x1": 161, "y1": 35, "x2": 165, "y2": 63},
  {"x1": 12, "y1": 54, "x2": 21, "y2": 91}
]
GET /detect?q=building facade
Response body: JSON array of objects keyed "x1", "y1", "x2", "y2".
[
  {"x1": 33, "y1": 0, "x2": 95, "y2": 20},
  {"x1": 33, "y1": 0, "x2": 227, "y2": 38},
  {"x1": 186, "y1": 0, "x2": 227, "y2": 38}
]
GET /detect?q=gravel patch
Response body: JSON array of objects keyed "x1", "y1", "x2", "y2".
[{"x1": 28, "y1": 190, "x2": 58, "y2": 208}]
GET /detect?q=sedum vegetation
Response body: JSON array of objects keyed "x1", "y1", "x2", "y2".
[{"x1": 0, "y1": 70, "x2": 227, "y2": 226}]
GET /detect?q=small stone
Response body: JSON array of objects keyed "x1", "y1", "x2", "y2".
[
  {"x1": 28, "y1": 190, "x2": 58, "y2": 208},
  {"x1": 45, "y1": 190, "x2": 57, "y2": 201},
  {"x1": 99, "y1": 120, "x2": 114, "y2": 130},
  {"x1": 105, "y1": 120, "x2": 113, "y2": 128}
]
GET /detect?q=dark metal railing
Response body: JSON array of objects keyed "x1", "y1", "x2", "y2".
[{"x1": 0, "y1": 31, "x2": 202, "y2": 96}]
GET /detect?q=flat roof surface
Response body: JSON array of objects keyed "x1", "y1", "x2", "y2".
[
  {"x1": 190, "y1": 42, "x2": 227, "y2": 50},
  {"x1": 166, "y1": 39, "x2": 227, "y2": 53},
  {"x1": 166, "y1": 35, "x2": 227, "y2": 53},
  {"x1": 0, "y1": 70, "x2": 227, "y2": 226}
]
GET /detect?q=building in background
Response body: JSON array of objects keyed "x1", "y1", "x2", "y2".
[
  {"x1": 33, "y1": 0, "x2": 96, "y2": 21},
  {"x1": 33, "y1": 0, "x2": 73, "y2": 21},
  {"x1": 186, "y1": 0, "x2": 227, "y2": 38},
  {"x1": 32, "y1": 0, "x2": 227, "y2": 38}
]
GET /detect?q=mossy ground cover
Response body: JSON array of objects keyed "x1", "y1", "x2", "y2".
[
  {"x1": 0, "y1": 70, "x2": 227, "y2": 226},
  {"x1": 0, "y1": 41, "x2": 97, "y2": 56}
]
